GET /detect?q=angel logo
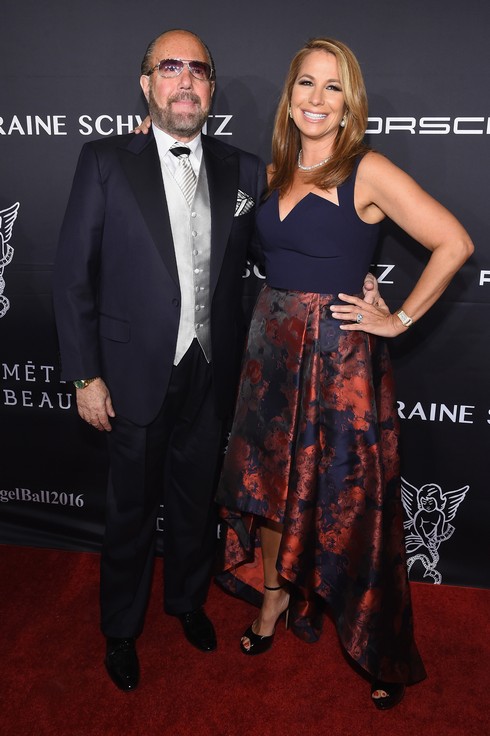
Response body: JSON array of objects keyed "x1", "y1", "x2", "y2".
[
  {"x1": 401, "y1": 478, "x2": 469, "y2": 584},
  {"x1": 0, "y1": 202, "x2": 20, "y2": 318}
]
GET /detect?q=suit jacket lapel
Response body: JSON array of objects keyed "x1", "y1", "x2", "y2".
[
  {"x1": 117, "y1": 133, "x2": 239, "y2": 295},
  {"x1": 117, "y1": 132, "x2": 179, "y2": 287},
  {"x1": 202, "y1": 136, "x2": 239, "y2": 297}
]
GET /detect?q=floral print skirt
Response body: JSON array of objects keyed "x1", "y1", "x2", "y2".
[{"x1": 216, "y1": 285, "x2": 426, "y2": 684}]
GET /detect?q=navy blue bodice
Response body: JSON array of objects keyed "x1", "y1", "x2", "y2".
[{"x1": 256, "y1": 158, "x2": 380, "y2": 294}]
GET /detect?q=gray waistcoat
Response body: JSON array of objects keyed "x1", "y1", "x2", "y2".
[{"x1": 162, "y1": 159, "x2": 212, "y2": 364}]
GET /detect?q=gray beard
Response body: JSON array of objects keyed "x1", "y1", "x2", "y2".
[{"x1": 148, "y1": 88, "x2": 209, "y2": 138}]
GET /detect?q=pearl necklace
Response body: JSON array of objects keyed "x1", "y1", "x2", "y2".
[{"x1": 297, "y1": 149, "x2": 332, "y2": 171}]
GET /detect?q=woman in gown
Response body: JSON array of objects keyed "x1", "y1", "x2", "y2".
[{"x1": 215, "y1": 37, "x2": 474, "y2": 709}]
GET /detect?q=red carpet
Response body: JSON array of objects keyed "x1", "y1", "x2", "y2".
[{"x1": 1, "y1": 545, "x2": 488, "y2": 736}]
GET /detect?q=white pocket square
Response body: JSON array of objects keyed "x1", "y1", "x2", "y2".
[{"x1": 235, "y1": 189, "x2": 255, "y2": 216}]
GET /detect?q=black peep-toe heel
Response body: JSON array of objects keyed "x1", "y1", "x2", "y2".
[
  {"x1": 240, "y1": 583, "x2": 290, "y2": 656},
  {"x1": 371, "y1": 680, "x2": 406, "y2": 710}
]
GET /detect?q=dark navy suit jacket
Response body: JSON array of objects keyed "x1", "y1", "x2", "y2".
[{"x1": 53, "y1": 131, "x2": 266, "y2": 425}]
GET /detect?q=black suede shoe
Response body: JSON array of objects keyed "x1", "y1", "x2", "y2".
[
  {"x1": 105, "y1": 637, "x2": 139, "y2": 691},
  {"x1": 178, "y1": 608, "x2": 217, "y2": 652}
]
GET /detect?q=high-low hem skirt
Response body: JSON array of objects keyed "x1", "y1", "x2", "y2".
[{"x1": 216, "y1": 285, "x2": 426, "y2": 685}]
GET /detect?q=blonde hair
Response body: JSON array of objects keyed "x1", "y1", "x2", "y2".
[{"x1": 269, "y1": 37, "x2": 370, "y2": 194}]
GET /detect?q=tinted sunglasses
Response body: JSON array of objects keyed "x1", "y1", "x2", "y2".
[{"x1": 147, "y1": 58, "x2": 214, "y2": 81}]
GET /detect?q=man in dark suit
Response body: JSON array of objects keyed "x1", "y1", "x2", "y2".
[
  {"x1": 53, "y1": 29, "x2": 266, "y2": 692},
  {"x1": 54, "y1": 28, "x2": 380, "y2": 693}
]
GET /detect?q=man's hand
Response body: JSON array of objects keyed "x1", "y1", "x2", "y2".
[
  {"x1": 362, "y1": 272, "x2": 388, "y2": 312},
  {"x1": 76, "y1": 378, "x2": 115, "y2": 432}
]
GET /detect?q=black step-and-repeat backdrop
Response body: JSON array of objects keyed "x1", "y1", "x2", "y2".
[{"x1": 1, "y1": 1, "x2": 488, "y2": 588}]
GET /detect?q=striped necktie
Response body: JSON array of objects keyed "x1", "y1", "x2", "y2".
[{"x1": 170, "y1": 144, "x2": 197, "y2": 206}]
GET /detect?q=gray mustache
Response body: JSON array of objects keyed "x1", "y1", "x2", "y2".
[{"x1": 169, "y1": 92, "x2": 201, "y2": 104}]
